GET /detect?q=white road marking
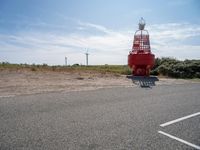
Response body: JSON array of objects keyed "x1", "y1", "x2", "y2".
[
  {"x1": 158, "y1": 131, "x2": 200, "y2": 150},
  {"x1": 0, "y1": 95, "x2": 15, "y2": 98},
  {"x1": 160, "y1": 112, "x2": 200, "y2": 127}
]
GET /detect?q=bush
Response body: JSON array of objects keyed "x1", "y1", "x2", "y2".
[
  {"x1": 31, "y1": 67, "x2": 37, "y2": 71},
  {"x1": 151, "y1": 57, "x2": 200, "y2": 78},
  {"x1": 72, "y1": 64, "x2": 79, "y2": 66},
  {"x1": 150, "y1": 69, "x2": 159, "y2": 76}
]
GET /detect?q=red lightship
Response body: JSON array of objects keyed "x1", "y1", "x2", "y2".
[{"x1": 128, "y1": 18, "x2": 155, "y2": 76}]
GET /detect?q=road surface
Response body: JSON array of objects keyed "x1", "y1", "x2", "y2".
[{"x1": 0, "y1": 83, "x2": 200, "y2": 149}]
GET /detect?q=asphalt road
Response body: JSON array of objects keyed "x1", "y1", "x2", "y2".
[{"x1": 0, "y1": 83, "x2": 200, "y2": 150}]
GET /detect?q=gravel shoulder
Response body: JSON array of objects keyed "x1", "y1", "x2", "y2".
[{"x1": 0, "y1": 69, "x2": 198, "y2": 97}]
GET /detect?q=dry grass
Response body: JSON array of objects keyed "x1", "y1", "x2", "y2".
[{"x1": 0, "y1": 62, "x2": 132, "y2": 75}]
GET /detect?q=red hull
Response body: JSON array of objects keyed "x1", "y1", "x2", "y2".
[{"x1": 128, "y1": 52, "x2": 155, "y2": 76}]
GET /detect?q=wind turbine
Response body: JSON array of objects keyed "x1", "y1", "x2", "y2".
[
  {"x1": 65, "y1": 56, "x2": 67, "y2": 66},
  {"x1": 85, "y1": 50, "x2": 89, "y2": 66}
]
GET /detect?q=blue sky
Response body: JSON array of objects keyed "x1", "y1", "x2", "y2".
[{"x1": 0, "y1": 0, "x2": 200, "y2": 65}]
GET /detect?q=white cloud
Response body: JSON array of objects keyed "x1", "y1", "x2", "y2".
[
  {"x1": 150, "y1": 23, "x2": 200, "y2": 42},
  {"x1": 152, "y1": 45, "x2": 200, "y2": 60},
  {"x1": 77, "y1": 21, "x2": 112, "y2": 34},
  {"x1": 0, "y1": 21, "x2": 200, "y2": 65}
]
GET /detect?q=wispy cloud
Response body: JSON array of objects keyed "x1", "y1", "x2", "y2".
[
  {"x1": 0, "y1": 20, "x2": 200, "y2": 65},
  {"x1": 150, "y1": 23, "x2": 200, "y2": 41},
  {"x1": 77, "y1": 21, "x2": 112, "y2": 34}
]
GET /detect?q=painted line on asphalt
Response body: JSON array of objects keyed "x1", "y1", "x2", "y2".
[
  {"x1": 158, "y1": 131, "x2": 200, "y2": 150},
  {"x1": 160, "y1": 112, "x2": 200, "y2": 127}
]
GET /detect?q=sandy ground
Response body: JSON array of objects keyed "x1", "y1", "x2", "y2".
[{"x1": 0, "y1": 69, "x2": 198, "y2": 97}]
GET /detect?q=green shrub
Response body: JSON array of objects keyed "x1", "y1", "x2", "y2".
[
  {"x1": 31, "y1": 67, "x2": 37, "y2": 71},
  {"x1": 151, "y1": 57, "x2": 200, "y2": 78}
]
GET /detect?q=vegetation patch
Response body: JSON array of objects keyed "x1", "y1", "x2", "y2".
[
  {"x1": 151, "y1": 57, "x2": 200, "y2": 78},
  {"x1": 1, "y1": 57, "x2": 200, "y2": 79}
]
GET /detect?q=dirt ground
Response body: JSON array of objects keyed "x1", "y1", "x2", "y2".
[{"x1": 0, "y1": 69, "x2": 198, "y2": 97}]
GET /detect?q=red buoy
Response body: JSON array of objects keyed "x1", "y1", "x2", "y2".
[{"x1": 128, "y1": 18, "x2": 155, "y2": 76}]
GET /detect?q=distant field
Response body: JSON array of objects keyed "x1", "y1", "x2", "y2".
[
  {"x1": 0, "y1": 62, "x2": 132, "y2": 75},
  {"x1": 1, "y1": 57, "x2": 200, "y2": 79}
]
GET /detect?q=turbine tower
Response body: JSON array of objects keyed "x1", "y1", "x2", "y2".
[
  {"x1": 65, "y1": 56, "x2": 67, "y2": 66},
  {"x1": 85, "y1": 50, "x2": 89, "y2": 66}
]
